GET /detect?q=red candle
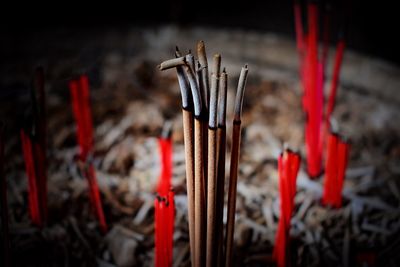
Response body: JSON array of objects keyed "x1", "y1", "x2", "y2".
[
  {"x1": 69, "y1": 75, "x2": 107, "y2": 233},
  {"x1": 274, "y1": 150, "x2": 301, "y2": 267}
]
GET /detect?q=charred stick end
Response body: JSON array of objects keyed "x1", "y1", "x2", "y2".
[
  {"x1": 233, "y1": 64, "x2": 249, "y2": 122},
  {"x1": 197, "y1": 40, "x2": 208, "y2": 68},
  {"x1": 159, "y1": 56, "x2": 187, "y2": 71},
  {"x1": 212, "y1": 54, "x2": 221, "y2": 77},
  {"x1": 175, "y1": 47, "x2": 193, "y2": 111},
  {"x1": 218, "y1": 69, "x2": 228, "y2": 127}
]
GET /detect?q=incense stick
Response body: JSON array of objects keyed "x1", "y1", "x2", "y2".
[
  {"x1": 161, "y1": 49, "x2": 196, "y2": 266},
  {"x1": 216, "y1": 68, "x2": 227, "y2": 267},
  {"x1": 183, "y1": 57, "x2": 206, "y2": 267},
  {"x1": 225, "y1": 65, "x2": 249, "y2": 267},
  {"x1": 206, "y1": 54, "x2": 221, "y2": 267}
]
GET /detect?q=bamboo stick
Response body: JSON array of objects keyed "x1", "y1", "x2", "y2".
[
  {"x1": 225, "y1": 65, "x2": 249, "y2": 267},
  {"x1": 216, "y1": 68, "x2": 227, "y2": 267},
  {"x1": 183, "y1": 58, "x2": 206, "y2": 267},
  {"x1": 206, "y1": 54, "x2": 221, "y2": 267}
]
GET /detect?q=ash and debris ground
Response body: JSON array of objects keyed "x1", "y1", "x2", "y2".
[{"x1": 1, "y1": 26, "x2": 400, "y2": 267}]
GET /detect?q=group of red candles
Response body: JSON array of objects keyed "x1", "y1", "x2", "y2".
[
  {"x1": 19, "y1": 71, "x2": 108, "y2": 233},
  {"x1": 295, "y1": 0, "x2": 348, "y2": 178},
  {"x1": 273, "y1": 1, "x2": 351, "y2": 266},
  {"x1": 295, "y1": 0, "x2": 350, "y2": 202},
  {"x1": 154, "y1": 137, "x2": 175, "y2": 267}
]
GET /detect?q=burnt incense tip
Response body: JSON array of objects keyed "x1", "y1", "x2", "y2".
[
  {"x1": 233, "y1": 65, "x2": 249, "y2": 121},
  {"x1": 213, "y1": 54, "x2": 222, "y2": 77},
  {"x1": 209, "y1": 73, "x2": 219, "y2": 128},
  {"x1": 197, "y1": 40, "x2": 208, "y2": 67},
  {"x1": 175, "y1": 45, "x2": 180, "y2": 52},
  {"x1": 222, "y1": 67, "x2": 226, "y2": 73},
  {"x1": 159, "y1": 56, "x2": 187, "y2": 71},
  {"x1": 218, "y1": 70, "x2": 228, "y2": 127},
  {"x1": 183, "y1": 59, "x2": 202, "y2": 116}
]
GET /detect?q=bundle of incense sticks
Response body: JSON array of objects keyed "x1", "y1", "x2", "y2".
[
  {"x1": 1, "y1": 123, "x2": 11, "y2": 267},
  {"x1": 20, "y1": 67, "x2": 47, "y2": 226},
  {"x1": 159, "y1": 41, "x2": 249, "y2": 267},
  {"x1": 69, "y1": 75, "x2": 107, "y2": 233},
  {"x1": 273, "y1": 149, "x2": 301, "y2": 267},
  {"x1": 154, "y1": 126, "x2": 175, "y2": 267},
  {"x1": 322, "y1": 132, "x2": 350, "y2": 208},
  {"x1": 294, "y1": 0, "x2": 346, "y2": 178}
]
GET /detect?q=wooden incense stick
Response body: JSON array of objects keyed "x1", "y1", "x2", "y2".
[
  {"x1": 197, "y1": 41, "x2": 210, "y2": 195},
  {"x1": 206, "y1": 54, "x2": 221, "y2": 267},
  {"x1": 0, "y1": 123, "x2": 11, "y2": 267},
  {"x1": 160, "y1": 49, "x2": 196, "y2": 266},
  {"x1": 216, "y1": 68, "x2": 227, "y2": 267},
  {"x1": 176, "y1": 54, "x2": 196, "y2": 267},
  {"x1": 225, "y1": 65, "x2": 249, "y2": 267},
  {"x1": 183, "y1": 56, "x2": 206, "y2": 267}
]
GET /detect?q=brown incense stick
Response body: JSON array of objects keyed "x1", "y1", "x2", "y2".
[
  {"x1": 225, "y1": 65, "x2": 249, "y2": 267},
  {"x1": 160, "y1": 49, "x2": 196, "y2": 266},
  {"x1": 175, "y1": 48, "x2": 196, "y2": 266},
  {"x1": 197, "y1": 42, "x2": 210, "y2": 198},
  {"x1": 183, "y1": 57, "x2": 206, "y2": 267},
  {"x1": 216, "y1": 68, "x2": 228, "y2": 267},
  {"x1": 206, "y1": 54, "x2": 221, "y2": 267}
]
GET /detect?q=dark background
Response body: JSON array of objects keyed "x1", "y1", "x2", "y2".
[{"x1": 0, "y1": 0, "x2": 399, "y2": 66}]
